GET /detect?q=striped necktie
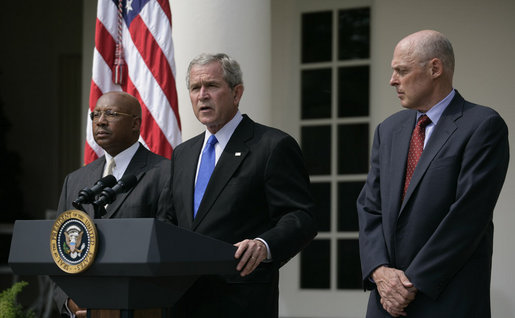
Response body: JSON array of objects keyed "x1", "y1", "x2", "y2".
[{"x1": 103, "y1": 158, "x2": 116, "y2": 177}]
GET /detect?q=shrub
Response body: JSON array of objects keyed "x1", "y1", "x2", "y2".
[{"x1": 0, "y1": 281, "x2": 35, "y2": 318}]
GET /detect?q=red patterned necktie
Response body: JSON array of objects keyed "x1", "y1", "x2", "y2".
[{"x1": 403, "y1": 115, "x2": 432, "y2": 199}]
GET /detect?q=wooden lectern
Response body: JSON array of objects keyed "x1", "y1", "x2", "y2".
[{"x1": 8, "y1": 218, "x2": 238, "y2": 317}]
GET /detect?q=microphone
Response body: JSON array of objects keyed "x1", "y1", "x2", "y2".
[
  {"x1": 93, "y1": 174, "x2": 138, "y2": 207},
  {"x1": 72, "y1": 175, "x2": 117, "y2": 209}
]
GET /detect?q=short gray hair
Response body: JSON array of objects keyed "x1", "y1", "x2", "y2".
[
  {"x1": 186, "y1": 53, "x2": 243, "y2": 89},
  {"x1": 414, "y1": 32, "x2": 455, "y2": 73}
]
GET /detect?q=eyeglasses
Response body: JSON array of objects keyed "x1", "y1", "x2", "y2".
[{"x1": 90, "y1": 110, "x2": 136, "y2": 121}]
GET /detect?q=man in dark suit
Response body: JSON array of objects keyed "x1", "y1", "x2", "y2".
[
  {"x1": 357, "y1": 30, "x2": 509, "y2": 317},
  {"x1": 54, "y1": 91, "x2": 172, "y2": 317},
  {"x1": 169, "y1": 53, "x2": 316, "y2": 317}
]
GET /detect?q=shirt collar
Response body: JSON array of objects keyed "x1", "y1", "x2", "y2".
[
  {"x1": 103, "y1": 141, "x2": 139, "y2": 179},
  {"x1": 418, "y1": 89, "x2": 456, "y2": 124},
  {"x1": 202, "y1": 110, "x2": 243, "y2": 151}
]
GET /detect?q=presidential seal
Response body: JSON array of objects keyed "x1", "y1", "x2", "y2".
[{"x1": 50, "y1": 210, "x2": 97, "y2": 274}]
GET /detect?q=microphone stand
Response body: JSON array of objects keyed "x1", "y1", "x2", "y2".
[{"x1": 93, "y1": 204, "x2": 107, "y2": 219}]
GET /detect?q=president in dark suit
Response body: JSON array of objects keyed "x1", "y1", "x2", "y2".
[
  {"x1": 54, "y1": 91, "x2": 172, "y2": 317},
  {"x1": 169, "y1": 53, "x2": 316, "y2": 317},
  {"x1": 357, "y1": 30, "x2": 509, "y2": 317}
]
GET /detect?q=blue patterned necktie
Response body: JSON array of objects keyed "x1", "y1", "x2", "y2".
[{"x1": 194, "y1": 135, "x2": 218, "y2": 217}]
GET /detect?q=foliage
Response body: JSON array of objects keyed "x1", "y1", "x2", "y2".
[{"x1": 0, "y1": 281, "x2": 35, "y2": 318}]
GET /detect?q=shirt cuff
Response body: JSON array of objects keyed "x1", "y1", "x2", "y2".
[
  {"x1": 254, "y1": 237, "x2": 272, "y2": 261},
  {"x1": 64, "y1": 298, "x2": 76, "y2": 318}
]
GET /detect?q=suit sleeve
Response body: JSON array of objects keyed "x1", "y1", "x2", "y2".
[
  {"x1": 357, "y1": 124, "x2": 391, "y2": 289},
  {"x1": 155, "y1": 162, "x2": 174, "y2": 224},
  {"x1": 167, "y1": 151, "x2": 178, "y2": 225},
  {"x1": 258, "y1": 135, "x2": 317, "y2": 264},
  {"x1": 56, "y1": 174, "x2": 71, "y2": 215},
  {"x1": 405, "y1": 113, "x2": 509, "y2": 299}
]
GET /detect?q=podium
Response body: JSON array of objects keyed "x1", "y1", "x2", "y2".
[{"x1": 8, "y1": 218, "x2": 238, "y2": 317}]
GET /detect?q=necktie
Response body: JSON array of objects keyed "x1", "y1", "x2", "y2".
[
  {"x1": 403, "y1": 115, "x2": 431, "y2": 199},
  {"x1": 103, "y1": 158, "x2": 116, "y2": 177},
  {"x1": 194, "y1": 135, "x2": 218, "y2": 217}
]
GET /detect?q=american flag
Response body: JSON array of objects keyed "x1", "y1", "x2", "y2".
[{"x1": 85, "y1": 0, "x2": 181, "y2": 164}]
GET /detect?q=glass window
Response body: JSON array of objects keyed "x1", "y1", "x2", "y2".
[
  {"x1": 299, "y1": 6, "x2": 370, "y2": 291},
  {"x1": 338, "y1": 66, "x2": 369, "y2": 117},
  {"x1": 301, "y1": 239, "x2": 331, "y2": 289},
  {"x1": 302, "y1": 69, "x2": 332, "y2": 119},
  {"x1": 311, "y1": 182, "x2": 331, "y2": 232},
  {"x1": 338, "y1": 124, "x2": 369, "y2": 174},
  {"x1": 302, "y1": 11, "x2": 332, "y2": 63},
  {"x1": 337, "y1": 239, "x2": 362, "y2": 289},
  {"x1": 338, "y1": 181, "x2": 365, "y2": 231},
  {"x1": 338, "y1": 8, "x2": 370, "y2": 60},
  {"x1": 302, "y1": 125, "x2": 331, "y2": 175}
]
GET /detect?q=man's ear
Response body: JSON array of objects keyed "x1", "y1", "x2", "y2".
[
  {"x1": 233, "y1": 84, "x2": 244, "y2": 105},
  {"x1": 430, "y1": 58, "x2": 443, "y2": 79},
  {"x1": 133, "y1": 116, "x2": 142, "y2": 132}
]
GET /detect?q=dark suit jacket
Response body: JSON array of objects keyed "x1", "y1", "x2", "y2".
[
  {"x1": 54, "y1": 143, "x2": 172, "y2": 314},
  {"x1": 169, "y1": 115, "x2": 316, "y2": 318},
  {"x1": 357, "y1": 92, "x2": 509, "y2": 317}
]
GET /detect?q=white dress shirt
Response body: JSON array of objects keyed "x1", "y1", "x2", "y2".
[{"x1": 195, "y1": 111, "x2": 272, "y2": 260}]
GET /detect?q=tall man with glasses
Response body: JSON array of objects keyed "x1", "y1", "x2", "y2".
[{"x1": 53, "y1": 91, "x2": 173, "y2": 317}]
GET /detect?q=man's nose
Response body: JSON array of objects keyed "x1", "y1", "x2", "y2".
[
  {"x1": 96, "y1": 113, "x2": 108, "y2": 125},
  {"x1": 389, "y1": 72, "x2": 398, "y2": 86},
  {"x1": 199, "y1": 86, "x2": 210, "y2": 99}
]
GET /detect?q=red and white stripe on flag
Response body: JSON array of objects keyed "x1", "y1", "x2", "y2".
[{"x1": 85, "y1": 0, "x2": 181, "y2": 164}]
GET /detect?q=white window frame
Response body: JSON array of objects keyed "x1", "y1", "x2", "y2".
[{"x1": 273, "y1": 1, "x2": 372, "y2": 317}]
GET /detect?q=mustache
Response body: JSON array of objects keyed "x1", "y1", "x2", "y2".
[{"x1": 95, "y1": 128, "x2": 111, "y2": 134}]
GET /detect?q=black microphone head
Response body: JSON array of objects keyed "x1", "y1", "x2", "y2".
[
  {"x1": 118, "y1": 174, "x2": 137, "y2": 190},
  {"x1": 73, "y1": 175, "x2": 118, "y2": 207},
  {"x1": 92, "y1": 174, "x2": 138, "y2": 207},
  {"x1": 97, "y1": 174, "x2": 117, "y2": 187}
]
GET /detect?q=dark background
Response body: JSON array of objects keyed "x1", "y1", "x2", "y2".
[{"x1": 1, "y1": 1, "x2": 84, "y2": 316}]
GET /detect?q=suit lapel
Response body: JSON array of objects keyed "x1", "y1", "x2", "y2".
[
  {"x1": 180, "y1": 135, "x2": 204, "y2": 228},
  {"x1": 386, "y1": 112, "x2": 416, "y2": 229},
  {"x1": 192, "y1": 116, "x2": 253, "y2": 230},
  {"x1": 104, "y1": 144, "x2": 148, "y2": 218},
  {"x1": 400, "y1": 94, "x2": 464, "y2": 214}
]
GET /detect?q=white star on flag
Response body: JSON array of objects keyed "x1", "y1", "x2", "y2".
[{"x1": 125, "y1": 0, "x2": 133, "y2": 13}]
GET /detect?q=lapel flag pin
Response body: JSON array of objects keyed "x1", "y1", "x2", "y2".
[{"x1": 235, "y1": 152, "x2": 241, "y2": 157}]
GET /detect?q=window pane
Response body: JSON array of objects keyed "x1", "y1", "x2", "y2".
[
  {"x1": 338, "y1": 124, "x2": 369, "y2": 174},
  {"x1": 338, "y1": 8, "x2": 370, "y2": 60},
  {"x1": 301, "y1": 239, "x2": 331, "y2": 289},
  {"x1": 338, "y1": 181, "x2": 364, "y2": 231},
  {"x1": 301, "y1": 69, "x2": 332, "y2": 119},
  {"x1": 302, "y1": 125, "x2": 331, "y2": 175},
  {"x1": 338, "y1": 66, "x2": 369, "y2": 117},
  {"x1": 302, "y1": 11, "x2": 332, "y2": 63},
  {"x1": 337, "y1": 239, "x2": 362, "y2": 289},
  {"x1": 311, "y1": 182, "x2": 331, "y2": 232}
]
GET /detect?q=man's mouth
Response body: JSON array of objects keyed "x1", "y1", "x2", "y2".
[{"x1": 96, "y1": 130, "x2": 110, "y2": 137}]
